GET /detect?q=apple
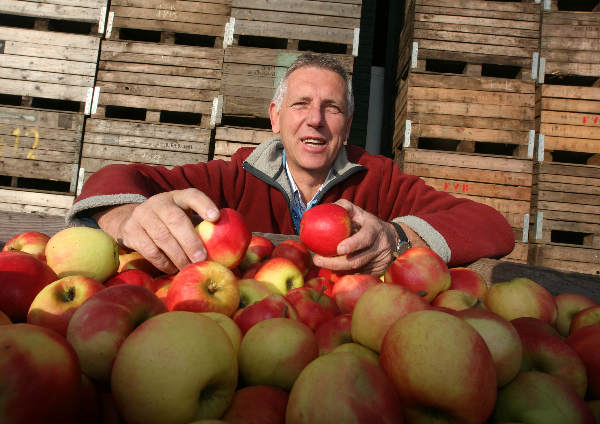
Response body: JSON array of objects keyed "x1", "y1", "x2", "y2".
[
  {"x1": 195, "y1": 208, "x2": 251, "y2": 269},
  {"x1": 449, "y1": 267, "x2": 488, "y2": 299},
  {"x1": 493, "y1": 371, "x2": 595, "y2": 424},
  {"x1": 455, "y1": 308, "x2": 523, "y2": 387},
  {"x1": 384, "y1": 247, "x2": 451, "y2": 303},
  {"x1": 351, "y1": 283, "x2": 429, "y2": 353},
  {"x1": 0, "y1": 323, "x2": 82, "y2": 424},
  {"x1": 299, "y1": 203, "x2": 352, "y2": 256},
  {"x1": 511, "y1": 316, "x2": 587, "y2": 397},
  {"x1": 484, "y1": 277, "x2": 557, "y2": 325},
  {"x1": 0, "y1": 250, "x2": 58, "y2": 322},
  {"x1": 253, "y1": 257, "x2": 304, "y2": 295},
  {"x1": 2, "y1": 231, "x2": 50, "y2": 261},
  {"x1": 77, "y1": 374, "x2": 101, "y2": 424},
  {"x1": 66, "y1": 284, "x2": 167, "y2": 381},
  {"x1": 286, "y1": 351, "x2": 404, "y2": 424},
  {"x1": 111, "y1": 311, "x2": 238, "y2": 423},
  {"x1": 233, "y1": 293, "x2": 299, "y2": 335},
  {"x1": 199, "y1": 311, "x2": 242, "y2": 355},
  {"x1": 165, "y1": 261, "x2": 240, "y2": 316},
  {"x1": 555, "y1": 293, "x2": 597, "y2": 337},
  {"x1": 330, "y1": 342, "x2": 379, "y2": 365},
  {"x1": 588, "y1": 400, "x2": 600, "y2": 423},
  {"x1": 221, "y1": 385, "x2": 288, "y2": 424},
  {"x1": 241, "y1": 260, "x2": 265, "y2": 279},
  {"x1": 566, "y1": 325, "x2": 600, "y2": 399},
  {"x1": 105, "y1": 268, "x2": 154, "y2": 289},
  {"x1": 27, "y1": 275, "x2": 105, "y2": 337},
  {"x1": 304, "y1": 276, "x2": 334, "y2": 297},
  {"x1": 271, "y1": 239, "x2": 312, "y2": 276},
  {"x1": 316, "y1": 267, "x2": 350, "y2": 284},
  {"x1": 432, "y1": 289, "x2": 479, "y2": 311},
  {"x1": 380, "y1": 309, "x2": 496, "y2": 424},
  {"x1": 570, "y1": 305, "x2": 600, "y2": 334},
  {"x1": 238, "y1": 235, "x2": 274, "y2": 271},
  {"x1": 117, "y1": 250, "x2": 161, "y2": 276},
  {"x1": 285, "y1": 286, "x2": 340, "y2": 331},
  {"x1": 149, "y1": 273, "x2": 175, "y2": 294},
  {"x1": 238, "y1": 317, "x2": 318, "y2": 391},
  {"x1": 45, "y1": 227, "x2": 119, "y2": 283},
  {"x1": 331, "y1": 273, "x2": 379, "y2": 314},
  {"x1": 0, "y1": 309, "x2": 11, "y2": 325},
  {"x1": 314, "y1": 313, "x2": 353, "y2": 355},
  {"x1": 237, "y1": 278, "x2": 273, "y2": 308}
]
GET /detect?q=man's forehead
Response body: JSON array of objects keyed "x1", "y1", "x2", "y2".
[{"x1": 285, "y1": 67, "x2": 347, "y2": 97}]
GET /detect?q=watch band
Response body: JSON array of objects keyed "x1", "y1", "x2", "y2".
[{"x1": 390, "y1": 221, "x2": 411, "y2": 256}]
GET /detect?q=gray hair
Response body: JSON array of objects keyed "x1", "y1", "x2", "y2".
[{"x1": 271, "y1": 53, "x2": 354, "y2": 116}]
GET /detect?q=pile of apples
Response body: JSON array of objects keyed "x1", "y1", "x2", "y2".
[{"x1": 0, "y1": 204, "x2": 599, "y2": 424}]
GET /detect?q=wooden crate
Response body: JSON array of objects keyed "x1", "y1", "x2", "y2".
[
  {"x1": 0, "y1": 0, "x2": 108, "y2": 29},
  {"x1": 536, "y1": 85, "x2": 600, "y2": 163},
  {"x1": 230, "y1": 0, "x2": 362, "y2": 54},
  {"x1": 213, "y1": 126, "x2": 273, "y2": 160},
  {"x1": 0, "y1": 27, "x2": 99, "y2": 108},
  {"x1": 540, "y1": 10, "x2": 600, "y2": 80},
  {"x1": 80, "y1": 118, "x2": 211, "y2": 183},
  {"x1": 399, "y1": 148, "x2": 534, "y2": 263},
  {"x1": 107, "y1": 0, "x2": 230, "y2": 42},
  {"x1": 0, "y1": 188, "x2": 74, "y2": 217},
  {"x1": 93, "y1": 40, "x2": 223, "y2": 126},
  {"x1": 221, "y1": 46, "x2": 354, "y2": 119},
  {"x1": 404, "y1": 0, "x2": 541, "y2": 78},
  {"x1": 394, "y1": 73, "x2": 537, "y2": 156},
  {"x1": 0, "y1": 106, "x2": 84, "y2": 190},
  {"x1": 529, "y1": 244, "x2": 600, "y2": 275}
]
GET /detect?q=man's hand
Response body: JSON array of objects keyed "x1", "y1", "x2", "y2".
[
  {"x1": 94, "y1": 188, "x2": 220, "y2": 274},
  {"x1": 311, "y1": 200, "x2": 426, "y2": 277}
]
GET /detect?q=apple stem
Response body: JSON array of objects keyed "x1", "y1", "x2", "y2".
[
  {"x1": 417, "y1": 290, "x2": 428, "y2": 298},
  {"x1": 317, "y1": 285, "x2": 326, "y2": 302},
  {"x1": 63, "y1": 286, "x2": 76, "y2": 303}
]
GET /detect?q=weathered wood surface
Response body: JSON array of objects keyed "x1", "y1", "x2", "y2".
[
  {"x1": 213, "y1": 126, "x2": 273, "y2": 160},
  {"x1": 0, "y1": 0, "x2": 108, "y2": 24}
]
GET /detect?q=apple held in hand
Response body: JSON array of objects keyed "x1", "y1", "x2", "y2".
[
  {"x1": 554, "y1": 293, "x2": 596, "y2": 337},
  {"x1": 165, "y1": 261, "x2": 240, "y2": 317},
  {"x1": 111, "y1": 311, "x2": 238, "y2": 424},
  {"x1": 195, "y1": 208, "x2": 251, "y2": 269},
  {"x1": 27, "y1": 275, "x2": 105, "y2": 337},
  {"x1": 238, "y1": 235, "x2": 274, "y2": 272},
  {"x1": 300, "y1": 203, "x2": 352, "y2": 256},
  {"x1": 285, "y1": 286, "x2": 340, "y2": 331},
  {"x1": 45, "y1": 227, "x2": 119, "y2": 283},
  {"x1": 254, "y1": 257, "x2": 304, "y2": 295},
  {"x1": 384, "y1": 247, "x2": 451, "y2": 303},
  {"x1": 0, "y1": 250, "x2": 58, "y2": 322},
  {"x1": 0, "y1": 323, "x2": 82, "y2": 424},
  {"x1": 2, "y1": 231, "x2": 50, "y2": 261}
]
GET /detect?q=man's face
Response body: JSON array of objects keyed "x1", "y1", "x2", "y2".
[{"x1": 270, "y1": 66, "x2": 353, "y2": 181}]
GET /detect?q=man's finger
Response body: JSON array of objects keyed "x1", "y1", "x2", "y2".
[{"x1": 172, "y1": 188, "x2": 220, "y2": 222}]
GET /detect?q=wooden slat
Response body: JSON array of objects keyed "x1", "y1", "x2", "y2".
[
  {"x1": 232, "y1": 0, "x2": 361, "y2": 18},
  {"x1": 0, "y1": 0, "x2": 107, "y2": 24}
]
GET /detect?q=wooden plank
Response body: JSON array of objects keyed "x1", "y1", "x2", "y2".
[
  {"x1": 409, "y1": 73, "x2": 535, "y2": 94},
  {"x1": 543, "y1": 136, "x2": 600, "y2": 155},
  {"x1": 409, "y1": 100, "x2": 534, "y2": 121},
  {"x1": 224, "y1": 46, "x2": 354, "y2": 70},
  {"x1": 97, "y1": 93, "x2": 212, "y2": 114},
  {"x1": 414, "y1": 13, "x2": 539, "y2": 31},
  {"x1": 0, "y1": 27, "x2": 100, "y2": 49},
  {"x1": 418, "y1": 176, "x2": 531, "y2": 200},
  {"x1": 409, "y1": 86, "x2": 534, "y2": 107},
  {"x1": 234, "y1": 20, "x2": 355, "y2": 45},
  {"x1": 0, "y1": 188, "x2": 74, "y2": 209},
  {"x1": 232, "y1": 9, "x2": 358, "y2": 29},
  {"x1": 417, "y1": 39, "x2": 535, "y2": 59},
  {"x1": 412, "y1": 123, "x2": 531, "y2": 145},
  {"x1": 4, "y1": 40, "x2": 99, "y2": 63},
  {"x1": 541, "y1": 98, "x2": 600, "y2": 114},
  {"x1": 111, "y1": 17, "x2": 224, "y2": 37},
  {"x1": 536, "y1": 162, "x2": 600, "y2": 179},
  {"x1": 414, "y1": 21, "x2": 539, "y2": 39},
  {"x1": 417, "y1": 0, "x2": 540, "y2": 14},
  {"x1": 110, "y1": 5, "x2": 229, "y2": 25},
  {"x1": 403, "y1": 162, "x2": 532, "y2": 187},
  {"x1": 0, "y1": 211, "x2": 68, "y2": 239},
  {"x1": 231, "y1": 0, "x2": 362, "y2": 18},
  {"x1": 101, "y1": 40, "x2": 224, "y2": 62},
  {"x1": 414, "y1": 28, "x2": 539, "y2": 49},
  {"x1": 410, "y1": 113, "x2": 532, "y2": 132},
  {"x1": 0, "y1": 0, "x2": 105, "y2": 23},
  {"x1": 402, "y1": 149, "x2": 533, "y2": 172},
  {"x1": 416, "y1": 4, "x2": 539, "y2": 23},
  {"x1": 82, "y1": 143, "x2": 207, "y2": 166},
  {"x1": 538, "y1": 190, "x2": 600, "y2": 206}
]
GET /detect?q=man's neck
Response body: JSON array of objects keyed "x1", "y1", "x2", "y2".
[{"x1": 289, "y1": 168, "x2": 328, "y2": 204}]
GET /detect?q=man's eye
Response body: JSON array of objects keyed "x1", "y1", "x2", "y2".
[{"x1": 326, "y1": 105, "x2": 342, "y2": 113}]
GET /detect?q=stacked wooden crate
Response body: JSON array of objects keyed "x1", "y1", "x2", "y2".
[
  {"x1": 394, "y1": 0, "x2": 541, "y2": 263},
  {"x1": 213, "y1": 0, "x2": 361, "y2": 160},
  {"x1": 80, "y1": 0, "x2": 229, "y2": 183},
  {"x1": 0, "y1": 0, "x2": 107, "y2": 215},
  {"x1": 530, "y1": 2, "x2": 600, "y2": 274}
]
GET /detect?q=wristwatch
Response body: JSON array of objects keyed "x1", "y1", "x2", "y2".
[{"x1": 390, "y1": 221, "x2": 411, "y2": 257}]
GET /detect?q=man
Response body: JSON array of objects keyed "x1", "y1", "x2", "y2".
[{"x1": 68, "y1": 54, "x2": 514, "y2": 276}]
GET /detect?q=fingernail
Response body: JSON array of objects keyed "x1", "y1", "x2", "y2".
[
  {"x1": 206, "y1": 208, "x2": 219, "y2": 220},
  {"x1": 337, "y1": 245, "x2": 348, "y2": 255},
  {"x1": 191, "y1": 251, "x2": 206, "y2": 263}
]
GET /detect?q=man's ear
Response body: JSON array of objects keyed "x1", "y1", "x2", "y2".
[{"x1": 269, "y1": 102, "x2": 280, "y2": 134}]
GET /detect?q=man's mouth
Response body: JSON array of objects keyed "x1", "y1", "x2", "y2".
[{"x1": 301, "y1": 138, "x2": 326, "y2": 146}]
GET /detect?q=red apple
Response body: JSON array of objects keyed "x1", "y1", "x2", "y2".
[
  {"x1": 221, "y1": 385, "x2": 288, "y2": 424},
  {"x1": 286, "y1": 352, "x2": 404, "y2": 423},
  {"x1": 484, "y1": 277, "x2": 557, "y2": 325},
  {"x1": 331, "y1": 273, "x2": 379, "y2": 314},
  {"x1": 299, "y1": 203, "x2": 352, "y2": 257},
  {"x1": 566, "y1": 325, "x2": 600, "y2": 399},
  {"x1": 237, "y1": 278, "x2": 273, "y2": 308},
  {"x1": 0, "y1": 309, "x2": 11, "y2": 325},
  {"x1": 233, "y1": 293, "x2": 299, "y2": 335},
  {"x1": 195, "y1": 208, "x2": 251, "y2": 269},
  {"x1": 241, "y1": 260, "x2": 264, "y2": 279},
  {"x1": 2, "y1": 231, "x2": 50, "y2": 261},
  {"x1": 271, "y1": 240, "x2": 312, "y2": 276},
  {"x1": 316, "y1": 267, "x2": 350, "y2": 284},
  {"x1": 570, "y1": 305, "x2": 600, "y2": 334},
  {"x1": 66, "y1": 284, "x2": 167, "y2": 381},
  {"x1": 238, "y1": 317, "x2": 318, "y2": 391},
  {"x1": 456, "y1": 308, "x2": 523, "y2": 387},
  {"x1": 512, "y1": 316, "x2": 588, "y2": 397},
  {"x1": 0, "y1": 250, "x2": 58, "y2": 322},
  {"x1": 253, "y1": 257, "x2": 304, "y2": 295},
  {"x1": 432, "y1": 289, "x2": 479, "y2": 311},
  {"x1": 200, "y1": 311, "x2": 243, "y2": 356},
  {"x1": 165, "y1": 261, "x2": 240, "y2": 316},
  {"x1": 380, "y1": 309, "x2": 496, "y2": 424},
  {"x1": 314, "y1": 313, "x2": 353, "y2": 355},
  {"x1": 238, "y1": 235, "x2": 275, "y2": 271},
  {"x1": 27, "y1": 275, "x2": 105, "y2": 337},
  {"x1": 384, "y1": 247, "x2": 451, "y2": 303},
  {"x1": 554, "y1": 293, "x2": 597, "y2": 337},
  {"x1": 149, "y1": 273, "x2": 175, "y2": 294},
  {"x1": 117, "y1": 250, "x2": 161, "y2": 276},
  {"x1": 105, "y1": 268, "x2": 154, "y2": 289},
  {"x1": 0, "y1": 323, "x2": 82, "y2": 424},
  {"x1": 304, "y1": 276, "x2": 334, "y2": 297},
  {"x1": 449, "y1": 267, "x2": 488, "y2": 299},
  {"x1": 330, "y1": 342, "x2": 379, "y2": 365},
  {"x1": 351, "y1": 283, "x2": 429, "y2": 352},
  {"x1": 285, "y1": 286, "x2": 340, "y2": 331}
]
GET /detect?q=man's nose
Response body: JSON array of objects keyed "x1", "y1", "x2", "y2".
[{"x1": 306, "y1": 104, "x2": 325, "y2": 126}]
